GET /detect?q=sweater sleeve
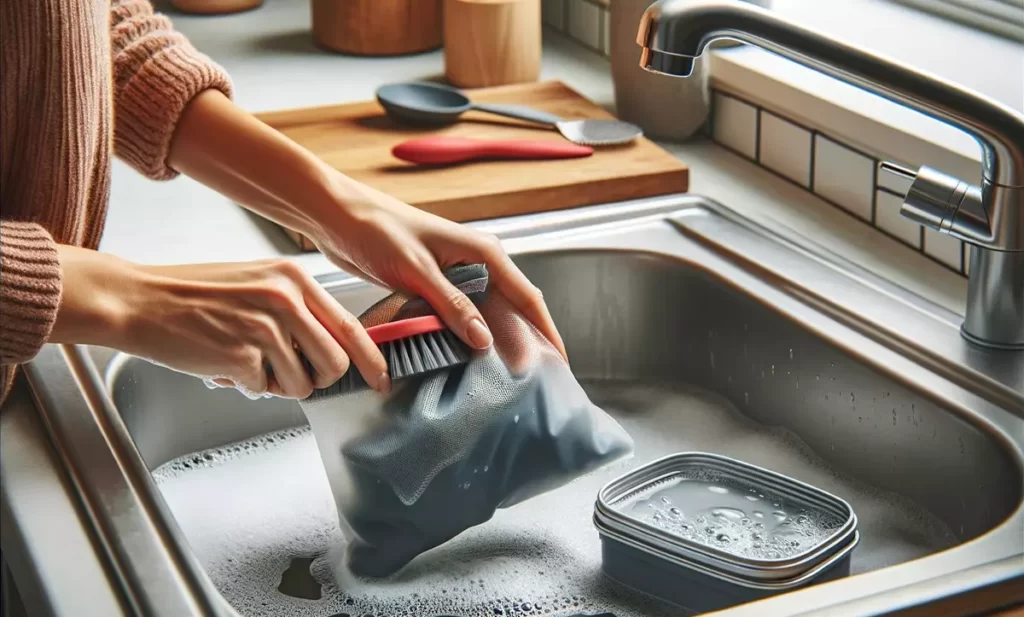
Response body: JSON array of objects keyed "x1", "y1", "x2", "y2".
[
  {"x1": 109, "y1": 0, "x2": 234, "y2": 181},
  {"x1": 0, "y1": 221, "x2": 62, "y2": 365}
]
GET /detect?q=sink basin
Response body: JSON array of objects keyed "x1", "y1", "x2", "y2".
[{"x1": 18, "y1": 196, "x2": 1024, "y2": 617}]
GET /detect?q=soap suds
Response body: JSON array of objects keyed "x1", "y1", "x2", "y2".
[{"x1": 151, "y1": 380, "x2": 957, "y2": 617}]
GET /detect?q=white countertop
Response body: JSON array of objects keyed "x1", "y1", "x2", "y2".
[{"x1": 102, "y1": 0, "x2": 968, "y2": 315}]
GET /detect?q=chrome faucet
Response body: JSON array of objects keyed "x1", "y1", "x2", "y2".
[{"x1": 637, "y1": 0, "x2": 1024, "y2": 350}]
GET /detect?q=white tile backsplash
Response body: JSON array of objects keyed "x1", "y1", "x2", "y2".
[
  {"x1": 813, "y1": 135, "x2": 875, "y2": 222},
  {"x1": 759, "y1": 111, "x2": 811, "y2": 187},
  {"x1": 568, "y1": 0, "x2": 602, "y2": 51},
  {"x1": 542, "y1": 0, "x2": 565, "y2": 30},
  {"x1": 875, "y1": 190, "x2": 921, "y2": 248},
  {"x1": 713, "y1": 93, "x2": 758, "y2": 160},
  {"x1": 923, "y1": 227, "x2": 963, "y2": 271}
]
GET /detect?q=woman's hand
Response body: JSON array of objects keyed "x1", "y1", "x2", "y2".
[
  {"x1": 51, "y1": 246, "x2": 390, "y2": 398},
  {"x1": 310, "y1": 174, "x2": 569, "y2": 361},
  {"x1": 168, "y1": 90, "x2": 567, "y2": 361}
]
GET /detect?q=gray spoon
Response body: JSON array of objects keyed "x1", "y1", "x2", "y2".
[{"x1": 376, "y1": 82, "x2": 642, "y2": 146}]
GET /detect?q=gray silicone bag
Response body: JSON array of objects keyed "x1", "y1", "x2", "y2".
[{"x1": 299, "y1": 264, "x2": 635, "y2": 578}]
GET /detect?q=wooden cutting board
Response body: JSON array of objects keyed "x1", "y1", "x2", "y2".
[{"x1": 254, "y1": 80, "x2": 690, "y2": 251}]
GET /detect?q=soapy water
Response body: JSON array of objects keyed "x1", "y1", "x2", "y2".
[
  {"x1": 151, "y1": 380, "x2": 958, "y2": 617},
  {"x1": 622, "y1": 475, "x2": 845, "y2": 561}
]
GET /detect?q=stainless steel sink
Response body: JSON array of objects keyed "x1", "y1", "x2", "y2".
[{"x1": 17, "y1": 195, "x2": 1024, "y2": 617}]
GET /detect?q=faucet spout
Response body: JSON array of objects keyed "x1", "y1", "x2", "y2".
[{"x1": 637, "y1": 0, "x2": 1024, "y2": 349}]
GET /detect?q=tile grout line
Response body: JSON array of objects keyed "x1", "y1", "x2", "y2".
[
  {"x1": 808, "y1": 131, "x2": 818, "y2": 192},
  {"x1": 754, "y1": 107, "x2": 762, "y2": 164},
  {"x1": 870, "y1": 156, "x2": 879, "y2": 227}
]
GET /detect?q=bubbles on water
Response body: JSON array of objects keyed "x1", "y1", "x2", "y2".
[
  {"x1": 149, "y1": 379, "x2": 959, "y2": 617},
  {"x1": 623, "y1": 474, "x2": 844, "y2": 561}
]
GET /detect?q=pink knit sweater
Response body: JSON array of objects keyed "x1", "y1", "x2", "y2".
[{"x1": 0, "y1": 0, "x2": 233, "y2": 401}]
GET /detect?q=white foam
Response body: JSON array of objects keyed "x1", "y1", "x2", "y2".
[{"x1": 151, "y1": 380, "x2": 957, "y2": 617}]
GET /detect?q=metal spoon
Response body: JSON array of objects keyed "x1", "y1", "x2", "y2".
[{"x1": 375, "y1": 82, "x2": 642, "y2": 146}]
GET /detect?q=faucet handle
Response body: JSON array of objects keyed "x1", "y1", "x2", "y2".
[
  {"x1": 879, "y1": 160, "x2": 990, "y2": 246},
  {"x1": 879, "y1": 161, "x2": 918, "y2": 187}
]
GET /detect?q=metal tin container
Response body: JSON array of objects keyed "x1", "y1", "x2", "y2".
[{"x1": 594, "y1": 453, "x2": 860, "y2": 613}]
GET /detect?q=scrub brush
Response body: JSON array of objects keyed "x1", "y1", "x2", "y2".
[{"x1": 304, "y1": 314, "x2": 472, "y2": 399}]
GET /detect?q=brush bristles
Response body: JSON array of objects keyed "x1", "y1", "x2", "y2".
[{"x1": 305, "y1": 329, "x2": 470, "y2": 400}]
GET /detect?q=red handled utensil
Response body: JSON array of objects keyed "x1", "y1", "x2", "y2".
[{"x1": 392, "y1": 136, "x2": 594, "y2": 165}]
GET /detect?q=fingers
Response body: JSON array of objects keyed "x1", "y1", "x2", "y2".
[
  {"x1": 403, "y1": 256, "x2": 494, "y2": 352},
  {"x1": 253, "y1": 315, "x2": 314, "y2": 399},
  {"x1": 285, "y1": 309, "x2": 352, "y2": 390},
  {"x1": 479, "y1": 243, "x2": 568, "y2": 362},
  {"x1": 299, "y1": 276, "x2": 391, "y2": 394}
]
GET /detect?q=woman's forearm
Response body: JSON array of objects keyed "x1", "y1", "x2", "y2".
[
  {"x1": 168, "y1": 90, "x2": 350, "y2": 239},
  {"x1": 49, "y1": 245, "x2": 136, "y2": 348}
]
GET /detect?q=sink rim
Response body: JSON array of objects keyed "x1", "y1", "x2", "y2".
[{"x1": 18, "y1": 193, "x2": 1024, "y2": 617}]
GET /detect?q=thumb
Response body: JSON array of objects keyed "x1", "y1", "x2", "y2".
[{"x1": 408, "y1": 263, "x2": 493, "y2": 351}]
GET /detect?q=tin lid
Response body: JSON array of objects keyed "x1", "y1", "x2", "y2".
[{"x1": 594, "y1": 452, "x2": 858, "y2": 581}]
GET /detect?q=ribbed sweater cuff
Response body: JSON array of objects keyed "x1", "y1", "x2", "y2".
[
  {"x1": 0, "y1": 222, "x2": 62, "y2": 364},
  {"x1": 114, "y1": 44, "x2": 233, "y2": 181}
]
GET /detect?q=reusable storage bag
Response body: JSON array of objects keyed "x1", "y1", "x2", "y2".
[{"x1": 300, "y1": 264, "x2": 634, "y2": 577}]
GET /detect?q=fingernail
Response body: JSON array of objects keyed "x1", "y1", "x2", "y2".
[
  {"x1": 467, "y1": 318, "x2": 493, "y2": 349},
  {"x1": 377, "y1": 371, "x2": 392, "y2": 395}
]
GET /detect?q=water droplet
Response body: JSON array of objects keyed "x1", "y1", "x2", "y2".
[
  {"x1": 771, "y1": 364, "x2": 776, "y2": 375},
  {"x1": 740, "y1": 518, "x2": 751, "y2": 526},
  {"x1": 788, "y1": 348, "x2": 794, "y2": 359},
  {"x1": 754, "y1": 521, "x2": 765, "y2": 529},
  {"x1": 670, "y1": 507, "x2": 682, "y2": 517},
  {"x1": 716, "y1": 533, "x2": 731, "y2": 544},
  {"x1": 773, "y1": 511, "x2": 787, "y2": 522},
  {"x1": 484, "y1": 465, "x2": 489, "y2": 472},
  {"x1": 513, "y1": 414, "x2": 520, "y2": 423},
  {"x1": 661, "y1": 496, "x2": 672, "y2": 505},
  {"x1": 745, "y1": 495, "x2": 759, "y2": 502},
  {"x1": 797, "y1": 515, "x2": 808, "y2": 524},
  {"x1": 708, "y1": 485, "x2": 729, "y2": 494},
  {"x1": 753, "y1": 512, "x2": 764, "y2": 520}
]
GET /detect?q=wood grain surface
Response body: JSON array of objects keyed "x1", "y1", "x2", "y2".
[
  {"x1": 254, "y1": 80, "x2": 690, "y2": 251},
  {"x1": 310, "y1": 0, "x2": 443, "y2": 56},
  {"x1": 443, "y1": 0, "x2": 542, "y2": 88}
]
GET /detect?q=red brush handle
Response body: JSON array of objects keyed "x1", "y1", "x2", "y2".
[
  {"x1": 392, "y1": 136, "x2": 594, "y2": 165},
  {"x1": 365, "y1": 315, "x2": 447, "y2": 344}
]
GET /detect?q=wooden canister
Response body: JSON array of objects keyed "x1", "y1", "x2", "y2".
[
  {"x1": 311, "y1": 0, "x2": 444, "y2": 56},
  {"x1": 171, "y1": 0, "x2": 263, "y2": 14},
  {"x1": 443, "y1": 0, "x2": 542, "y2": 88}
]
